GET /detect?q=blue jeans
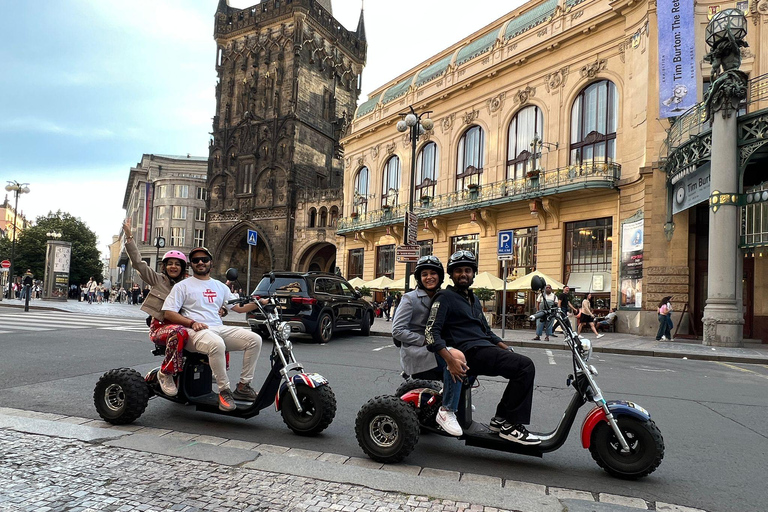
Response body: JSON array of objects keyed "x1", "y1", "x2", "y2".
[
  {"x1": 436, "y1": 354, "x2": 462, "y2": 412},
  {"x1": 656, "y1": 314, "x2": 672, "y2": 340},
  {"x1": 536, "y1": 318, "x2": 553, "y2": 337}
]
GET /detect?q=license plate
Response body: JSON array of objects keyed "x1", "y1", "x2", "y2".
[{"x1": 278, "y1": 297, "x2": 288, "y2": 305}]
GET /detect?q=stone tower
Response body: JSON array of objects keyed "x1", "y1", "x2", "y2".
[{"x1": 206, "y1": 0, "x2": 366, "y2": 281}]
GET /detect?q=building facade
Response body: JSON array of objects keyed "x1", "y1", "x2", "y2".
[
  {"x1": 0, "y1": 195, "x2": 30, "y2": 241},
  {"x1": 337, "y1": 0, "x2": 768, "y2": 340},
  {"x1": 120, "y1": 154, "x2": 208, "y2": 288},
  {"x1": 205, "y1": 0, "x2": 366, "y2": 281}
]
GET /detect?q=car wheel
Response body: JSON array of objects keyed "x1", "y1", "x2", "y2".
[
  {"x1": 360, "y1": 311, "x2": 373, "y2": 336},
  {"x1": 312, "y1": 312, "x2": 333, "y2": 343}
]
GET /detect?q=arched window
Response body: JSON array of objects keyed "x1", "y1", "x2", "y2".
[
  {"x1": 308, "y1": 207, "x2": 317, "y2": 228},
  {"x1": 456, "y1": 125, "x2": 484, "y2": 191},
  {"x1": 570, "y1": 80, "x2": 618, "y2": 166},
  {"x1": 319, "y1": 207, "x2": 328, "y2": 227},
  {"x1": 507, "y1": 106, "x2": 543, "y2": 180},
  {"x1": 381, "y1": 156, "x2": 401, "y2": 207},
  {"x1": 353, "y1": 167, "x2": 369, "y2": 215},
  {"x1": 329, "y1": 206, "x2": 339, "y2": 227},
  {"x1": 416, "y1": 142, "x2": 438, "y2": 199}
]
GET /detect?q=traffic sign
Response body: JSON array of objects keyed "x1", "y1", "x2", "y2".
[
  {"x1": 247, "y1": 229, "x2": 258, "y2": 246},
  {"x1": 1, "y1": 260, "x2": 10, "y2": 269},
  {"x1": 405, "y1": 211, "x2": 419, "y2": 245},
  {"x1": 497, "y1": 230, "x2": 514, "y2": 261},
  {"x1": 396, "y1": 244, "x2": 420, "y2": 263}
]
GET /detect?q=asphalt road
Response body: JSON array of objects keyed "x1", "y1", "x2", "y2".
[{"x1": 0, "y1": 310, "x2": 766, "y2": 512}]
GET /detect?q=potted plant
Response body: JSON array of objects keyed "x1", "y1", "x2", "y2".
[
  {"x1": 526, "y1": 169, "x2": 541, "y2": 178},
  {"x1": 474, "y1": 287, "x2": 495, "y2": 312},
  {"x1": 350, "y1": 211, "x2": 359, "y2": 219},
  {"x1": 420, "y1": 195, "x2": 432, "y2": 207}
]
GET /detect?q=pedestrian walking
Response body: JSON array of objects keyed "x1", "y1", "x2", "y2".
[
  {"x1": 384, "y1": 291, "x2": 394, "y2": 321},
  {"x1": 577, "y1": 293, "x2": 603, "y2": 339},
  {"x1": 533, "y1": 284, "x2": 557, "y2": 341},
  {"x1": 20, "y1": 270, "x2": 34, "y2": 301},
  {"x1": 656, "y1": 296, "x2": 673, "y2": 341},
  {"x1": 86, "y1": 277, "x2": 98, "y2": 304}
]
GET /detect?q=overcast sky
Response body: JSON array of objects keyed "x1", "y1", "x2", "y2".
[{"x1": 0, "y1": 0, "x2": 523, "y2": 256}]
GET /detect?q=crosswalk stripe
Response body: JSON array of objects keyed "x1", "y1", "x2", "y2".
[
  {"x1": 0, "y1": 314, "x2": 142, "y2": 326},
  {"x1": 2, "y1": 324, "x2": 79, "y2": 330},
  {"x1": 0, "y1": 317, "x2": 140, "y2": 327},
  {"x1": 0, "y1": 326, "x2": 55, "y2": 332}
]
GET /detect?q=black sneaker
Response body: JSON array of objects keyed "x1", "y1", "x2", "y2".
[
  {"x1": 233, "y1": 383, "x2": 258, "y2": 401},
  {"x1": 499, "y1": 423, "x2": 541, "y2": 445},
  {"x1": 532, "y1": 336, "x2": 541, "y2": 341},
  {"x1": 489, "y1": 416, "x2": 505, "y2": 432}
]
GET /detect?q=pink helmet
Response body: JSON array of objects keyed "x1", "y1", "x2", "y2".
[{"x1": 162, "y1": 250, "x2": 188, "y2": 264}]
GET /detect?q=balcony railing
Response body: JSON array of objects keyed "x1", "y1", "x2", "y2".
[
  {"x1": 337, "y1": 162, "x2": 620, "y2": 233},
  {"x1": 662, "y1": 72, "x2": 768, "y2": 158}
]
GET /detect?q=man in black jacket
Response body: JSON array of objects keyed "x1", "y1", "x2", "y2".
[{"x1": 425, "y1": 251, "x2": 539, "y2": 445}]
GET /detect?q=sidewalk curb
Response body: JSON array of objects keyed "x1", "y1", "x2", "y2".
[{"x1": 0, "y1": 407, "x2": 707, "y2": 512}]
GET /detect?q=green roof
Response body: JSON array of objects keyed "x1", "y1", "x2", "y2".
[
  {"x1": 381, "y1": 75, "x2": 415, "y2": 105},
  {"x1": 356, "y1": 92, "x2": 382, "y2": 118},
  {"x1": 456, "y1": 29, "x2": 499, "y2": 66},
  {"x1": 415, "y1": 54, "x2": 454, "y2": 86},
  {"x1": 504, "y1": 0, "x2": 558, "y2": 40}
]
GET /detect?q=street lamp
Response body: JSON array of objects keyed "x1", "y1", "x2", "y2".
[
  {"x1": 5, "y1": 181, "x2": 30, "y2": 300},
  {"x1": 46, "y1": 231, "x2": 62, "y2": 240},
  {"x1": 396, "y1": 106, "x2": 433, "y2": 292},
  {"x1": 153, "y1": 236, "x2": 166, "y2": 271}
]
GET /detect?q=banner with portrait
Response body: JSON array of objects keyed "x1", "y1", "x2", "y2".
[
  {"x1": 657, "y1": 0, "x2": 697, "y2": 118},
  {"x1": 620, "y1": 218, "x2": 644, "y2": 308}
]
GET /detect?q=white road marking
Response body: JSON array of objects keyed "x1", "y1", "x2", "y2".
[
  {"x1": 0, "y1": 325, "x2": 71, "y2": 331},
  {"x1": 631, "y1": 366, "x2": 676, "y2": 372},
  {"x1": 99, "y1": 326, "x2": 149, "y2": 332},
  {"x1": 373, "y1": 345, "x2": 394, "y2": 351},
  {"x1": 716, "y1": 362, "x2": 768, "y2": 380},
  {"x1": 546, "y1": 350, "x2": 556, "y2": 365}
]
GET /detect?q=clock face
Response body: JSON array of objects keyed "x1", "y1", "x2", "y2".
[
  {"x1": 159, "y1": 238, "x2": 166, "y2": 248},
  {"x1": 675, "y1": 185, "x2": 686, "y2": 206}
]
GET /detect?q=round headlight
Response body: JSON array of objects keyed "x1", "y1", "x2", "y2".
[
  {"x1": 579, "y1": 337, "x2": 593, "y2": 361},
  {"x1": 279, "y1": 321, "x2": 291, "y2": 339}
]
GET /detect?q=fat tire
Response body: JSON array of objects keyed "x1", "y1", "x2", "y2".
[
  {"x1": 394, "y1": 379, "x2": 441, "y2": 397},
  {"x1": 312, "y1": 313, "x2": 334, "y2": 343},
  {"x1": 360, "y1": 312, "x2": 373, "y2": 336},
  {"x1": 589, "y1": 417, "x2": 665, "y2": 479},
  {"x1": 394, "y1": 379, "x2": 442, "y2": 430},
  {"x1": 355, "y1": 395, "x2": 420, "y2": 463},
  {"x1": 281, "y1": 385, "x2": 336, "y2": 436},
  {"x1": 93, "y1": 368, "x2": 150, "y2": 425}
]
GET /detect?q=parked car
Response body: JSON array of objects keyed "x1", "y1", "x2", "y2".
[{"x1": 246, "y1": 272, "x2": 374, "y2": 343}]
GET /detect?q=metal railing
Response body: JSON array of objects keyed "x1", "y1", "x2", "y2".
[
  {"x1": 336, "y1": 162, "x2": 620, "y2": 233},
  {"x1": 663, "y1": 73, "x2": 768, "y2": 158}
]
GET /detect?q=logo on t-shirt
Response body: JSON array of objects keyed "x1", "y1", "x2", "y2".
[{"x1": 203, "y1": 289, "x2": 217, "y2": 303}]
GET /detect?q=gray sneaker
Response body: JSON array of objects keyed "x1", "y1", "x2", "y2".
[
  {"x1": 157, "y1": 370, "x2": 178, "y2": 397},
  {"x1": 233, "y1": 383, "x2": 258, "y2": 401},
  {"x1": 218, "y1": 388, "x2": 237, "y2": 411}
]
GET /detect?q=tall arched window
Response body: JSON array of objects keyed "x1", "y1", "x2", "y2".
[
  {"x1": 353, "y1": 167, "x2": 369, "y2": 215},
  {"x1": 456, "y1": 125, "x2": 484, "y2": 191},
  {"x1": 416, "y1": 142, "x2": 438, "y2": 198},
  {"x1": 381, "y1": 156, "x2": 401, "y2": 207},
  {"x1": 308, "y1": 208, "x2": 317, "y2": 228},
  {"x1": 507, "y1": 106, "x2": 543, "y2": 180},
  {"x1": 570, "y1": 80, "x2": 618, "y2": 166},
  {"x1": 319, "y1": 207, "x2": 328, "y2": 227}
]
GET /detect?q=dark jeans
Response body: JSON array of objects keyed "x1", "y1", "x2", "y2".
[
  {"x1": 465, "y1": 345, "x2": 535, "y2": 425},
  {"x1": 656, "y1": 314, "x2": 672, "y2": 340},
  {"x1": 412, "y1": 354, "x2": 462, "y2": 413}
]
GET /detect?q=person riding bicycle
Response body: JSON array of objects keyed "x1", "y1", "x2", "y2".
[
  {"x1": 425, "y1": 250, "x2": 540, "y2": 445},
  {"x1": 162, "y1": 247, "x2": 265, "y2": 412},
  {"x1": 392, "y1": 255, "x2": 468, "y2": 437}
]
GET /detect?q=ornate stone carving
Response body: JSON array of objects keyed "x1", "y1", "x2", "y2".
[
  {"x1": 514, "y1": 86, "x2": 536, "y2": 105},
  {"x1": 462, "y1": 110, "x2": 479, "y2": 125},
  {"x1": 580, "y1": 59, "x2": 607, "y2": 80},
  {"x1": 371, "y1": 145, "x2": 380, "y2": 159},
  {"x1": 544, "y1": 67, "x2": 569, "y2": 92},
  {"x1": 486, "y1": 92, "x2": 506, "y2": 114},
  {"x1": 386, "y1": 142, "x2": 396, "y2": 156},
  {"x1": 704, "y1": 70, "x2": 749, "y2": 121},
  {"x1": 356, "y1": 156, "x2": 365, "y2": 167},
  {"x1": 572, "y1": 10, "x2": 584, "y2": 21},
  {"x1": 440, "y1": 113, "x2": 456, "y2": 133}
]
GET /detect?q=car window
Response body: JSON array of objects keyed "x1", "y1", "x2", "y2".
[
  {"x1": 327, "y1": 281, "x2": 344, "y2": 296},
  {"x1": 339, "y1": 281, "x2": 357, "y2": 297},
  {"x1": 314, "y1": 278, "x2": 331, "y2": 294},
  {"x1": 253, "y1": 277, "x2": 306, "y2": 295}
]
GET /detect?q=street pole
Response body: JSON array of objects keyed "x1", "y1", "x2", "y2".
[{"x1": 5, "y1": 181, "x2": 30, "y2": 300}]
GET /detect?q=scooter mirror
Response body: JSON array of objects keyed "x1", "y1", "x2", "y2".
[
  {"x1": 226, "y1": 268, "x2": 239, "y2": 281},
  {"x1": 531, "y1": 275, "x2": 546, "y2": 291}
]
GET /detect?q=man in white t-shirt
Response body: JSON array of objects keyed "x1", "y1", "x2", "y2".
[
  {"x1": 533, "y1": 284, "x2": 558, "y2": 341},
  {"x1": 162, "y1": 247, "x2": 265, "y2": 412}
]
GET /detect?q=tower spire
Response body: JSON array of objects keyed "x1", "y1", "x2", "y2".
[
  {"x1": 356, "y1": 1, "x2": 366, "y2": 42},
  {"x1": 216, "y1": 0, "x2": 231, "y2": 14}
]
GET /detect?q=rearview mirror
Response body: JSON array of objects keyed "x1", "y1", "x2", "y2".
[
  {"x1": 226, "y1": 268, "x2": 238, "y2": 281},
  {"x1": 531, "y1": 275, "x2": 546, "y2": 292}
]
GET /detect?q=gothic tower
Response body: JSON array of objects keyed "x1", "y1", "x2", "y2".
[{"x1": 206, "y1": 0, "x2": 366, "y2": 280}]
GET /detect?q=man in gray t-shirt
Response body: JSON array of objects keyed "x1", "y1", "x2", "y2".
[{"x1": 163, "y1": 247, "x2": 265, "y2": 412}]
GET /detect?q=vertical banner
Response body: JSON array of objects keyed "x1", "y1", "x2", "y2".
[
  {"x1": 142, "y1": 181, "x2": 153, "y2": 243},
  {"x1": 620, "y1": 218, "x2": 644, "y2": 308},
  {"x1": 657, "y1": 0, "x2": 697, "y2": 118}
]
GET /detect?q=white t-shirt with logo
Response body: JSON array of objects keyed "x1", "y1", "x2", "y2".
[{"x1": 162, "y1": 277, "x2": 236, "y2": 327}]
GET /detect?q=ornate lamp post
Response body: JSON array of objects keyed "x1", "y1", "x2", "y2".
[
  {"x1": 4, "y1": 181, "x2": 30, "y2": 300},
  {"x1": 702, "y1": 9, "x2": 749, "y2": 347},
  {"x1": 397, "y1": 106, "x2": 433, "y2": 293}
]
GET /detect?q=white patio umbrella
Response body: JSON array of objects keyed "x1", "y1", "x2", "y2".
[
  {"x1": 347, "y1": 277, "x2": 366, "y2": 288},
  {"x1": 363, "y1": 275, "x2": 396, "y2": 291},
  {"x1": 470, "y1": 271, "x2": 507, "y2": 291},
  {"x1": 506, "y1": 270, "x2": 566, "y2": 291},
  {"x1": 389, "y1": 275, "x2": 418, "y2": 290}
]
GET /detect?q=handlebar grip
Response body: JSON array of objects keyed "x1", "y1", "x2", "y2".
[{"x1": 530, "y1": 310, "x2": 547, "y2": 321}]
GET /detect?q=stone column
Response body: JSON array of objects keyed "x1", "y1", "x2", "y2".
[{"x1": 701, "y1": 10, "x2": 749, "y2": 347}]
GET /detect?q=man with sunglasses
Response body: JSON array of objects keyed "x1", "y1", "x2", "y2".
[
  {"x1": 425, "y1": 250, "x2": 540, "y2": 445},
  {"x1": 162, "y1": 247, "x2": 265, "y2": 412}
]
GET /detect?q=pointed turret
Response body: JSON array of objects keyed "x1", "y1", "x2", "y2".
[
  {"x1": 216, "y1": 0, "x2": 231, "y2": 14},
  {"x1": 356, "y1": 4, "x2": 366, "y2": 42}
]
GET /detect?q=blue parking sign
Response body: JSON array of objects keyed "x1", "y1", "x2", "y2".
[
  {"x1": 247, "y1": 229, "x2": 258, "y2": 246},
  {"x1": 498, "y1": 230, "x2": 514, "y2": 260}
]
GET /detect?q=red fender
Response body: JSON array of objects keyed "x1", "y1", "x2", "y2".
[
  {"x1": 581, "y1": 407, "x2": 606, "y2": 449},
  {"x1": 401, "y1": 388, "x2": 439, "y2": 409},
  {"x1": 581, "y1": 401, "x2": 653, "y2": 448}
]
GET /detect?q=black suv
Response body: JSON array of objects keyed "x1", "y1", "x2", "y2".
[{"x1": 247, "y1": 271, "x2": 374, "y2": 343}]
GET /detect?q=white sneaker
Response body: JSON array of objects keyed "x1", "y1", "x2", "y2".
[
  {"x1": 660, "y1": 336, "x2": 668, "y2": 341},
  {"x1": 596, "y1": 334, "x2": 604, "y2": 339},
  {"x1": 436, "y1": 407, "x2": 463, "y2": 436},
  {"x1": 157, "y1": 370, "x2": 178, "y2": 396}
]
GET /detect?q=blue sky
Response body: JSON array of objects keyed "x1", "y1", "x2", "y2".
[{"x1": 0, "y1": 0, "x2": 521, "y2": 255}]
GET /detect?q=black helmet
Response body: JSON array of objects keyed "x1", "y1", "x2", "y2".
[
  {"x1": 447, "y1": 250, "x2": 478, "y2": 273},
  {"x1": 414, "y1": 255, "x2": 444, "y2": 290}
]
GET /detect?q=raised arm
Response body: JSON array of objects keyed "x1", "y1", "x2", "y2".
[{"x1": 122, "y1": 218, "x2": 162, "y2": 286}]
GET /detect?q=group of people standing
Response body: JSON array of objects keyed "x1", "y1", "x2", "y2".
[{"x1": 531, "y1": 286, "x2": 607, "y2": 341}]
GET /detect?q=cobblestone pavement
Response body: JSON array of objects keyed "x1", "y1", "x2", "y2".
[{"x1": 0, "y1": 429, "x2": 514, "y2": 512}]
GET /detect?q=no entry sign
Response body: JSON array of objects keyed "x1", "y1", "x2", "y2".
[{"x1": 1, "y1": 260, "x2": 10, "y2": 269}]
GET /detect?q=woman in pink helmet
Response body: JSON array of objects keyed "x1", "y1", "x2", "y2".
[{"x1": 122, "y1": 219, "x2": 189, "y2": 396}]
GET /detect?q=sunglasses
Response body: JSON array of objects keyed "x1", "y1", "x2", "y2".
[
  {"x1": 449, "y1": 250, "x2": 476, "y2": 262},
  {"x1": 190, "y1": 256, "x2": 211, "y2": 264},
  {"x1": 417, "y1": 255, "x2": 440, "y2": 265}
]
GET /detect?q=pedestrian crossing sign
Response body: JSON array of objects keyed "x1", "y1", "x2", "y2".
[{"x1": 247, "y1": 229, "x2": 258, "y2": 246}]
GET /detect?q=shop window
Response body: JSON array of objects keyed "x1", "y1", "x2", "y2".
[
  {"x1": 417, "y1": 240, "x2": 433, "y2": 258},
  {"x1": 376, "y1": 244, "x2": 395, "y2": 279},
  {"x1": 451, "y1": 234, "x2": 479, "y2": 261},
  {"x1": 348, "y1": 248, "x2": 364, "y2": 279},
  {"x1": 564, "y1": 218, "x2": 613, "y2": 275}
]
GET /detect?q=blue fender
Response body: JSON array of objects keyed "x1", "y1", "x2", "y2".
[{"x1": 275, "y1": 373, "x2": 329, "y2": 411}]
